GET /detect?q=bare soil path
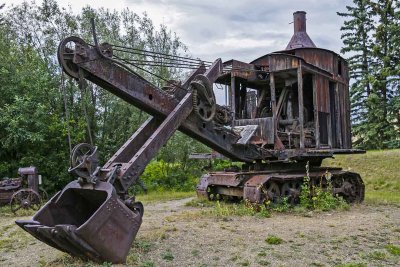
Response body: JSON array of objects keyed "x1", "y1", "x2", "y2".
[{"x1": 0, "y1": 198, "x2": 399, "y2": 266}]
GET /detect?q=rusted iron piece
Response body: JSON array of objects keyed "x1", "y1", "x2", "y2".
[
  {"x1": 10, "y1": 189, "x2": 41, "y2": 213},
  {"x1": 18, "y1": 11, "x2": 368, "y2": 264},
  {"x1": 1, "y1": 166, "x2": 45, "y2": 212},
  {"x1": 286, "y1": 11, "x2": 316, "y2": 49},
  {"x1": 16, "y1": 181, "x2": 142, "y2": 263},
  {"x1": 18, "y1": 35, "x2": 236, "y2": 264},
  {"x1": 98, "y1": 58, "x2": 225, "y2": 195},
  {"x1": 199, "y1": 168, "x2": 364, "y2": 205},
  {"x1": 58, "y1": 36, "x2": 260, "y2": 162}
]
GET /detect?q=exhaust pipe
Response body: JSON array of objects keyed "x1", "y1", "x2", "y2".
[{"x1": 286, "y1": 11, "x2": 316, "y2": 49}]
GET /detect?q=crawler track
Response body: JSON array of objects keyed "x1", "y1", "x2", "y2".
[{"x1": 196, "y1": 167, "x2": 365, "y2": 205}]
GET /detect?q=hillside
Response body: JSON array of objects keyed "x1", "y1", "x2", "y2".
[{"x1": 323, "y1": 149, "x2": 400, "y2": 205}]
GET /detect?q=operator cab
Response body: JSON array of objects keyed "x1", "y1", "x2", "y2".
[{"x1": 213, "y1": 11, "x2": 351, "y2": 151}]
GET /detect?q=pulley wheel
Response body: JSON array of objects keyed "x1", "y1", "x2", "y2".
[
  {"x1": 99, "y1": 42, "x2": 113, "y2": 58},
  {"x1": 70, "y1": 143, "x2": 95, "y2": 170},
  {"x1": 68, "y1": 143, "x2": 99, "y2": 181},
  {"x1": 57, "y1": 36, "x2": 88, "y2": 79}
]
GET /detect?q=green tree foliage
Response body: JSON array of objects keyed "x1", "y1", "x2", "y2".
[
  {"x1": 337, "y1": 1, "x2": 374, "y2": 147},
  {"x1": 369, "y1": 0, "x2": 400, "y2": 148},
  {"x1": 338, "y1": 0, "x2": 400, "y2": 149},
  {"x1": 0, "y1": 3, "x2": 4, "y2": 25},
  {"x1": 0, "y1": 0, "x2": 208, "y2": 194},
  {"x1": 0, "y1": 24, "x2": 70, "y2": 192}
]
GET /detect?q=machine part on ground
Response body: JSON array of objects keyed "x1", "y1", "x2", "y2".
[
  {"x1": 1, "y1": 166, "x2": 47, "y2": 211},
  {"x1": 19, "y1": 12, "x2": 365, "y2": 263},
  {"x1": 16, "y1": 181, "x2": 142, "y2": 263},
  {"x1": 10, "y1": 189, "x2": 41, "y2": 214},
  {"x1": 196, "y1": 167, "x2": 364, "y2": 206},
  {"x1": 0, "y1": 178, "x2": 21, "y2": 205}
]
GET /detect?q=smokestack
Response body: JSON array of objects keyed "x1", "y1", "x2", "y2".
[{"x1": 285, "y1": 11, "x2": 316, "y2": 50}]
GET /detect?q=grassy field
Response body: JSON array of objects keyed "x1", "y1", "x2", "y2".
[
  {"x1": 137, "y1": 149, "x2": 400, "y2": 206},
  {"x1": 0, "y1": 150, "x2": 399, "y2": 266},
  {"x1": 1, "y1": 149, "x2": 397, "y2": 215},
  {"x1": 323, "y1": 149, "x2": 400, "y2": 205},
  {"x1": 138, "y1": 149, "x2": 400, "y2": 206},
  {"x1": 135, "y1": 190, "x2": 195, "y2": 204}
]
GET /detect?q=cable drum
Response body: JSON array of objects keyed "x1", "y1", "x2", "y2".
[{"x1": 214, "y1": 105, "x2": 233, "y2": 125}]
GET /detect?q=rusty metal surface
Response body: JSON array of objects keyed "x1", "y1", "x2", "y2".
[
  {"x1": 70, "y1": 41, "x2": 261, "y2": 162},
  {"x1": 203, "y1": 168, "x2": 364, "y2": 204},
  {"x1": 16, "y1": 181, "x2": 142, "y2": 263},
  {"x1": 0, "y1": 178, "x2": 21, "y2": 204},
  {"x1": 103, "y1": 117, "x2": 162, "y2": 168},
  {"x1": 223, "y1": 60, "x2": 256, "y2": 80},
  {"x1": 1, "y1": 167, "x2": 43, "y2": 210},
  {"x1": 19, "y1": 11, "x2": 365, "y2": 264},
  {"x1": 200, "y1": 172, "x2": 245, "y2": 187},
  {"x1": 294, "y1": 49, "x2": 336, "y2": 75},
  {"x1": 315, "y1": 76, "x2": 330, "y2": 113},
  {"x1": 18, "y1": 166, "x2": 38, "y2": 175},
  {"x1": 286, "y1": 11, "x2": 316, "y2": 50},
  {"x1": 267, "y1": 53, "x2": 300, "y2": 72}
]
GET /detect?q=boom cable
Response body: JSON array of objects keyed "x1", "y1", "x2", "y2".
[
  {"x1": 112, "y1": 44, "x2": 212, "y2": 64},
  {"x1": 113, "y1": 54, "x2": 190, "y2": 91},
  {"x1": 105, "y1": 43, "x2": 270, "y2": 91}
]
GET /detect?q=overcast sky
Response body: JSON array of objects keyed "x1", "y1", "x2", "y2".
[{"x1": 2, "y1": 0, "x2": 353, "y2": 63}]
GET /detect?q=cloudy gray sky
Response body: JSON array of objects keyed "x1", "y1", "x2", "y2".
[{"x1": 3, "y1": 0, "x2": 353, "y2": 62}]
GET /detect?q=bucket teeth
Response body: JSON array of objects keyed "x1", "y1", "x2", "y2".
[
  {"x1": 16, "y1": 220, "x2": 68, "y2": 253},
  {"x1": 17, "y1": 221, "x2": 102, "y2": 261},
  {"x1": 15, "y1": 219, "x2": 40, "y2": 228}
]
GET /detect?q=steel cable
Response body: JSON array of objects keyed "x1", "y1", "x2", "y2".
[
  {"x1": 112, "y1": 44, "x2": 212, "y2": 64},
  {"x1": 111, "y1": 44, "x2": 269, "y2": 74}
]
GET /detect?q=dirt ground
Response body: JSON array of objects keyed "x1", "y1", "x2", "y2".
[{"x1": 0, "y1": 198, "x2": 399, "y2": 267}]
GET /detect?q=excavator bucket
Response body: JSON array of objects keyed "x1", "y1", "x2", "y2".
[{"x1": 15, "y1": 180, "x2": 142, "y2": 263}]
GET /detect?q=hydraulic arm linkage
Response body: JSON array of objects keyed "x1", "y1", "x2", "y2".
[{"x1": 15, "y1": 34, "x2": 263, "y2": 263}]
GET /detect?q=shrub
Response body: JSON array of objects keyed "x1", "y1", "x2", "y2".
[
  {"x1": 385, "y1": 244, "x2": 400, "y2": 255},
  {"x1": 133, "y1": 160, "x2": 201, "y2": 193},
  {"x1": 299, "y1": 162, "x2": 349, "y2": 211},
  {"x1": 265, "y1": 235, "x2": 283, "y2": 245},
  {"x1": 162, "y1": 250, "x2": 174, "y2": 261}
]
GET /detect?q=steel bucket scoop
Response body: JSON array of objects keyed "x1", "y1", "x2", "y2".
[
  {"x1": 16, "y1": 180, "x2": 142, "y2": 263},
  {"x1": 16, "y1": 143, "x2": 144, "y2": 263}
]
